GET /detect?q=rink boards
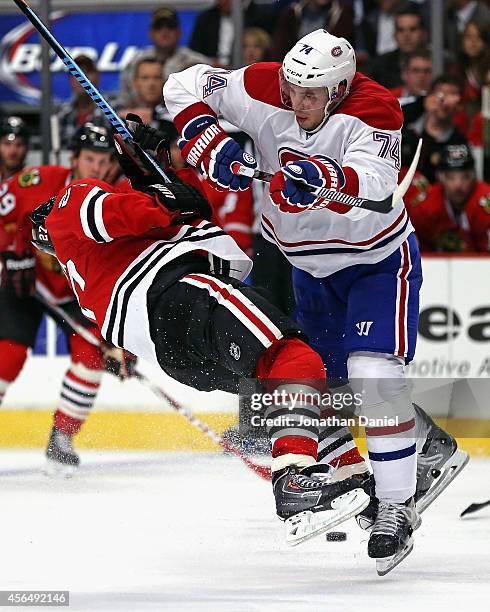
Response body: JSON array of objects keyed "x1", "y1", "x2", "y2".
[{"x1": 1, "y1": 256, "x2": 489, "y2": 454}]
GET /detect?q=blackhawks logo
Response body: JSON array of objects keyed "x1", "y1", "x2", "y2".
[
  {"x1": 479, "y1": 193, "x2": 490, "y2": 214},
  {"x1": 18, "y1": 169, "x2": 41, "y2": 188}
]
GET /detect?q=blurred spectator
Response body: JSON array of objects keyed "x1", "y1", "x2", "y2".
[
  {"x1": 0, "y1": 116, "x2": 29, "y2": 180},
  {"x1": 189, "y1": 0, "x2": 266, "y2": 67},
  {"x1": 394, "y1": 50, "x2": 432, "y2": 133},
  {"x1": 243, "y1": 27, "x2": 272, "y2": 65},
  {"x1": 367, "y1": 5, "x2": 427, "y2": 89},
  {"x1": 357, "y1": 0, "x2": 404, "y2": 61},
  {"x1": 392, "y1": 48, "x2": 432, "y2": 97},
  {"x1": 119, "y1": 8, "x2": 209, "y2": 106},
  {"x1": 409, "y1": 144, "x2": 490, "y2": 251},
  {"x1": 417, "y1": 76, "x2": 469, "y2": 182},
  {"x1": 270, "y1": 0, "x2": 355, "y2": 62},
  {"x1": 468, "y1": 66, "x2": 490, "y2": 145},
  {"x1": 452, "y1": 21, "x2": 490, "y2": 120},
  {"x1": 57, "y1": 55, "x2": 112, "y2": 148},
  {"x1": 446, "y1": 0, "x2": 490, "y2": 52},
  {"x1": 117, "y1": 57, "x2": 167, "y2": 127}
]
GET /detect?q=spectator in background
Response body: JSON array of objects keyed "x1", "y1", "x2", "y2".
[
  {"x1": 57, "y1": 55, "x2": 112, "y2": 148},
  {"x1": 117, "y1": 57, "x2": 168, "y2": 129},
  {"x1": 468, "y1": 66, "x2": 490, "y2": 145},
  {"x1": 409, "y1": 144, "x2": 490, "y2": 251},
  {"x1": 452, "y1": 21, "x2": 490, "y2": 121},
  {"x1": 367, "y1": 5, "x2": 427, "y2": 89},
  {"x1": 270, "y1": 0, "x2": 355, "y2": 62},
  {"x1": 357, "y1": 0, "x2": 403, "y2": 61},
  {"x1": 0, "y1": 117, "x2": 29, "y2": 180},
  {"x1": 417, "y1": 76, "x2": 469, "y2": 182},
  {"x1": 189, "y1": 0, "x2": 266, "y2": 68},
  {"x1": 394, "y1": 50, "x2": 432, "y2": 133},
  {"x1": 243, "y1": 27, "x2": 272, "y2": 65},
  {"x1": 119, "y1": 7, "x2": 209, "y2": 106},
  {"x1": 392, "y1": 48, "x2": 432, "y2": 98},
  {"x1": 446, "y1": 0, "x2": 490, "y2": 52},
  {"x1": 118, "y1": 7, "x2": 210, "y2": 105}
]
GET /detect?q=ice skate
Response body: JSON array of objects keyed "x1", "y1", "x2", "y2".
[
  {"x1": 414, "y1": 404, "x2": 469, "y2": 514},
  {"x1": 368, "y1": 497, "x2": 420, "y2": 576},
  {"x1": 273, "y1": 464, "x2": 370, "y2": 546},
  {"x1": 353, "y1": 471, "x2": 379, "y2": 531},
  {"x1": 45, "y1": 427, "x2": 80, "y2": 478}
]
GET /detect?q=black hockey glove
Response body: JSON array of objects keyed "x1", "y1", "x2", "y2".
[
  {"x1": 145, "y1": 183, "x2": 212, "y2": 222},
  {"x1": 125, "y1": 113, "x2": 172, "y2": 167},
  {"x1": 0, "y1": 250, "x2": 36, "y2": 299},
  {"x1": 113, "y1": 133, "x2": 178, "y2": 191},
  {"x1": 103, "y1": 346, "x2": 138, "y2": 380}
]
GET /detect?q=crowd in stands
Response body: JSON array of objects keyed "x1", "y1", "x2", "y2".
[{"x1": 1, "y1": 0, "x2": 490, "y2": 314}]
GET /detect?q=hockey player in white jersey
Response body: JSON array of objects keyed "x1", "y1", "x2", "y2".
[{"x1": 163, "y1": 29, "x2": 468, "y2": 574}]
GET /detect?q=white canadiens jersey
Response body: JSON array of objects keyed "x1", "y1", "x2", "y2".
[{"x1": 164, "y1": 63, "x2": 414, "y2": 278}]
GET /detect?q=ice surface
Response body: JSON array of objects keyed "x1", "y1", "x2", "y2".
[{"x1": 1, "y1": 450, "x2": 488, "y2": 612}]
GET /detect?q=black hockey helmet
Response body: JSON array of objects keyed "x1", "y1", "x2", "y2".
[
  {"x1": 437, "y1": 144, "x2": 475, "y2": 172},
  {"x1": 0, "y1": 116, "x2": 29, "y2": 142},
  {"x1": 70, "y1": 122, "x2": 114, "y2": 155},
  {"x1": 30, "y1": 196, "x2": 56, "y2": 256}
]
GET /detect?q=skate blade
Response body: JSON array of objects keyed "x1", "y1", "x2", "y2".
[
  {"x1": 417, "y1": 450, "x2": 469, "y2": 514},
  {"x1": 285, "y1": 488, "x2": 370, "y2": 546},
  {"x1": 376, "y1": 537, "x2": 414, "y2": 576},
  {"x1": 44, "y1": 459, "x2": 78, "y2": 479}
]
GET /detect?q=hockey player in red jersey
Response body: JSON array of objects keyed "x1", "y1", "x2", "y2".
[
  {"x1": 0, "y1": 117, "x2": 30, "y2": 181},
  {"x1": 409, "y1": 144, "x2": 490, "y2": 252},
  {"x1": 30, "y1": 127, "x2": 370, "y2": 545},
  {"x1": 0, "y1": 123, "x2": 133, "y2": 477}
]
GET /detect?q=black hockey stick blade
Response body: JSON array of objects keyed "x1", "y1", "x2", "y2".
[
  {"x1": 460, "y1": 499, "x2": 490, "y2": 517},
  {"x1": 12, "y1": 0, "x2": 171, "y2": 184}
]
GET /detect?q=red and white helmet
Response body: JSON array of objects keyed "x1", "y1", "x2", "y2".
[{"x1": 280, "y1": 29, "x2": 356, "y2": 120}]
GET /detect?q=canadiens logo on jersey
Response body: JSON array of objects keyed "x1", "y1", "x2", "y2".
[
  {"x1": 479, "y1": 194, "x2": 490, "y2": 214},
  {"x1": 18, "y1": 169, "x2": 41, "y2": 188},
  {"x1": 203, "y1": 73, "x2": 228, "y2": 98},
  {"x1": 276, "y1": 147, "x2": 346, "y2": 211}
]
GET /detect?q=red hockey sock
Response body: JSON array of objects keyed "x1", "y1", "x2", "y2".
[
  {"x1": 54, "y1": 409, "x2": 84, "y2": 435},
  {"x1": 0, "y1": 340, "x2": 28, "y2": 382},
  {"x1": 0, "y1": 340, "x2": 28, "y2": 404},
  {"x1": 255, "y1": 337, "x2": 326, "y2": 466}
]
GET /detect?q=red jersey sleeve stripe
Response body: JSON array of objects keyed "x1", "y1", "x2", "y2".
[{"x1": 174, "y1": 102, "x2": 217, "y2": 135}]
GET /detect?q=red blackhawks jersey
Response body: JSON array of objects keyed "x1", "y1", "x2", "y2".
[
  {"x1": 164, "y1": 64, "x2": 413, "y2": 277},
  {"x1": 0, "y1": 165, "x2": 74, "y2": 302},
  {"x1": 408, "y1": 180, "x2": 490, "y2": 252},
  {"x1": 46, "y1": 179, "x2": 252, "y2": 366},
  {"x1": 202, "y1": 180, "x2": 254, "y2": 254}
]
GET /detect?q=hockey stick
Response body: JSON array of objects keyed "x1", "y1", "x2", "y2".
[
  {"x1": 460, "y1": 498, "x2": 490, "y2": 517},
  {"x1": 232, "y1": 138, "x2": 422, "y2": 214},
  {"x1": 34, "y1": 293, "x2": 272, "y2": 482},
  {"x1": 12, "y1": 0, "x2": 171, "y2": 185},
  {"x1": 132, "y1": 372, "x2": 272, "y2": 481}
]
